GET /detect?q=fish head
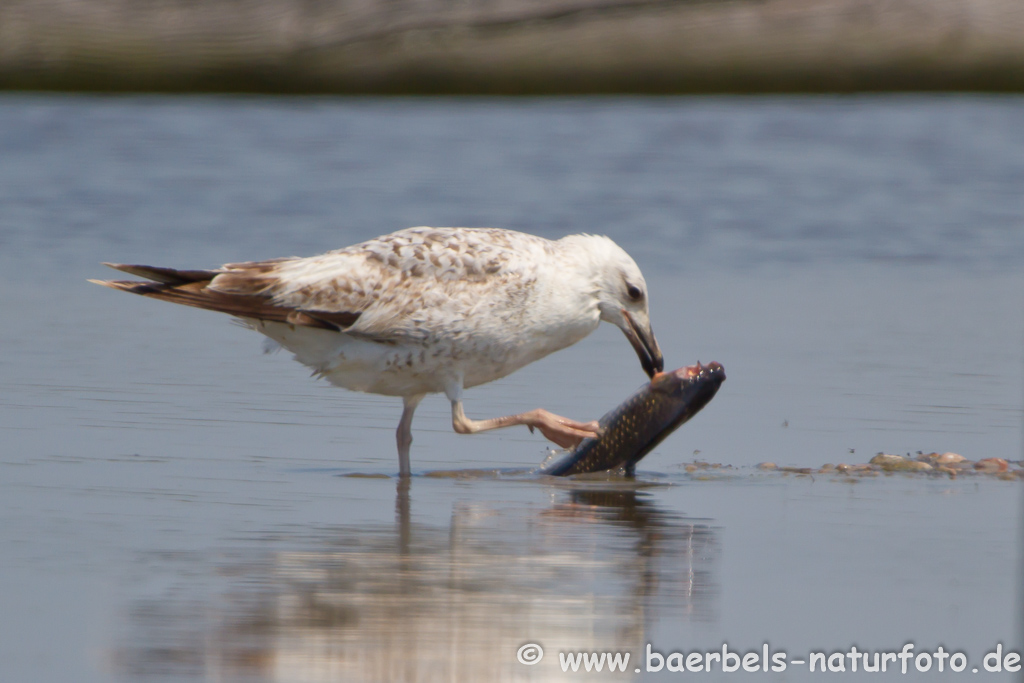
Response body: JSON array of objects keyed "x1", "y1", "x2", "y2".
[{"x1": 650, "y1": 362, "x2": 726, "y2": 398}]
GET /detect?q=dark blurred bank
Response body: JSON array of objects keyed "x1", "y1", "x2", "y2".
[{"x1": 2, "y1": 0, "x2": 1023, "y2": 93}]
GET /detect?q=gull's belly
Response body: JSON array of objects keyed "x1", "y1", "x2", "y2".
[
  {"x1": 323, "y1": 340, "x2": 535, "y2": 396},
  {"x1": 256, "y1": 321, "x2": 527, "y2": 397},
  {"x1": 254, "y1": 315, "x2": 595, "y2": 397}
]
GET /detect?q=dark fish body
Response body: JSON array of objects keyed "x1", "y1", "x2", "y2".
[{"x1": 541, "y1": 362, "x2": 725, "y2": 476}]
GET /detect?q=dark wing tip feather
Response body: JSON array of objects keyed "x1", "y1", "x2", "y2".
[
  {"x1": 90, "y1": 273, "x2": 362, "y2": 333},
  {"x1": 102, "y1": 263, "x2": 217, "y2": 286}
]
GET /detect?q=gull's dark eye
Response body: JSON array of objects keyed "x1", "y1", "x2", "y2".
[{"x1": 626, "y1": 284, "x2": 643, "y2": 301}]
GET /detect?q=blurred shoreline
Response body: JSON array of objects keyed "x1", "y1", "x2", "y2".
[{"x1": 3, "y1": 0, "x2": 1024, "y2": 94}]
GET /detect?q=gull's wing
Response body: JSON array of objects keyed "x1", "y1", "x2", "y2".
[
  {"x1": 91, "y1": 257, "x2": 362, "y2": 331},
  {"x1": 91, "y1": 227, "x2": 546, "y2": 341}
]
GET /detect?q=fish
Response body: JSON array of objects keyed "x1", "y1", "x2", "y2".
[{"x1": 540, "y1": 362, "x2": 725, "y2": 476}]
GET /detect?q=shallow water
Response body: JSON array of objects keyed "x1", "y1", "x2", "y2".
[{"x1": 0, "y1": 95, "x2": 1022, "y2": 681}]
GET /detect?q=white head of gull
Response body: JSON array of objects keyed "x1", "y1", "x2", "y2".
[{"x1": 91, "y1": 227, "x2": 663, "y2": 476}]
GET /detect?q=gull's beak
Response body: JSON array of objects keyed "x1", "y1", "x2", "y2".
[{"x1": 621, "y1": 309, "x2": 664, "y2": 378}]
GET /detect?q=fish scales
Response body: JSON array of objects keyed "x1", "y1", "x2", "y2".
[{"x1": 541, "y1": 362, "x2": 725, "y2": 476}]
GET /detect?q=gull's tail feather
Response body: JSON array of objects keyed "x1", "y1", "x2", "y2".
[{"x1": 90, "y1": 262, "x2": 360, "y2": 332}]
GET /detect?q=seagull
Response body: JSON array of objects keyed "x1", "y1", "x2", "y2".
[{"x1": 91, "y1": 227, "x2": 663, "y2": 476}]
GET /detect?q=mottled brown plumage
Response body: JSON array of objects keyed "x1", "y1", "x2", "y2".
[{"x1": 94, "y1": 265, "x2": 361, "y2": 331}]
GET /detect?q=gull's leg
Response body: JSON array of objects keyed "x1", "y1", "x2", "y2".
[
  {"x1": 396, "y1": 394, "x2": 424, "y2": 478},
  {"x1": 449, "y1": 400, "x2": 599, "y2": 449}
]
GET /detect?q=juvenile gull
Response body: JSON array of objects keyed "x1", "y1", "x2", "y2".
[{"x1": 91, "y1": 227, "x2": 663, "y2": 476}]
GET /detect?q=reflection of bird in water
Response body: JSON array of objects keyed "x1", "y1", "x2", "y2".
[
  {"x1": 92, "y1": 227, "x2": 663, "y2": 476},
  {"x1": 113, "y1": 482, "x2": 715, "y2": 682},
  {"x1": 547, "y1": 487, "x2": 717, "y2": 610}
]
